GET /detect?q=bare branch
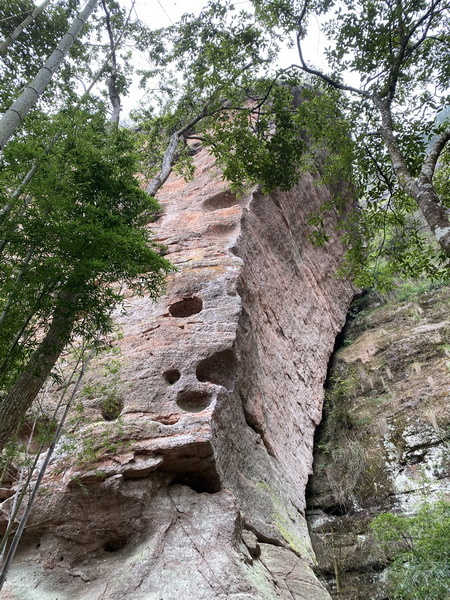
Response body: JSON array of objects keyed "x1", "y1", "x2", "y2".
[
  {"x1": 295, "y1": 34, "x2": 369, "y2": 98},
  {"x1": 145, "y1": 107, "x2": 210, "y2": 196}
]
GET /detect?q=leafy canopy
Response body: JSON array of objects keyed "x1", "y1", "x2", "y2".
[
  {"x1": 0, "y1": 104, "x2": 172, "y2": 398},
  {"x1": 246, "y1": 0, "x2": 450, "y2": 285}
]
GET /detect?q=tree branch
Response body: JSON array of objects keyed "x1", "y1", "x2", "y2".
[
  {"x1": 383, "y1": 0, "x2": 446, "y2": 101},
  {"x1": 145, "y1": 106, "x2": 210, "y2": 196},
  {"x1": 101, "y1": 0, "x2": 125, "y2": 126},
  {"x1": 293, "y1": 1, "x2": 369, "y2": 98},
  {"x1": 422, "y1": 128, "x2": 450, "y2": 179},
  {"x1": 294, "y1": 34, "x2": 370, "y2": 98}
]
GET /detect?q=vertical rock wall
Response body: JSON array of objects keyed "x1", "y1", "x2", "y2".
[
  {"x1": 306, "y1": 287, "x2": 450, "y2": 598},
  {"x1": 2, "y1": 147, "x2": 354, "y2": 599}
]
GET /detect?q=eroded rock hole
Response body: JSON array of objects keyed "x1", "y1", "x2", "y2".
[
  {"x1": 322, "y1": 504, "x2": 350, "y2": 517},
  {"x1": 164, "y1": 369, "x2": 181, "y2": 385},
  {"x1": 202, "y1": 190, "x2": 238, "y2": 211},
  {"x1": 169, "y1": 296, "x2": 203, "y2": 318},
  {"x1": 196, "y1": 349, "x2": 237, "y2": 389},
  {"x1": 176, "y1": 390, "x2": 212, "y2": 413},
  {"x1": 103, "y1": 538, "x2": 127, "y2": 553},
  {"x1": 100, "y1": 397, "x2": 124, "y2": 421},
  {"x1": 170, "y1": 473, "x2": 221, "y2": 494}
]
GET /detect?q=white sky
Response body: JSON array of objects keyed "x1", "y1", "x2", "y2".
[
  {"x1": 121, "y1": 0, "x2": 330, "y2": 116},
  {"x1": 27, "y1": 0, "x2": 330, "y2": 116}
]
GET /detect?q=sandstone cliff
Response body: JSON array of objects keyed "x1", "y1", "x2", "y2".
[
  {"x1": 1, "y1": 146, "x2": 354, "y2": 599},
  {"x1": 307, "y1": 285, "x2": 450, "y2": 598}
]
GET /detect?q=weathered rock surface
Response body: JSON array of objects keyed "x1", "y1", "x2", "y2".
[
  {"x1": 306, "y1": 286, "x2": 450, "y2": 599},
  {"x1": 1, "y1": 147, "x2": 353, "y2": 599}
]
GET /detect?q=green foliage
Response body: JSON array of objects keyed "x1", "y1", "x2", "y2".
[
  {"x1": 371, "y1": 502, "x2": 450, "y2": 599},
  {"x1": 0, "y1": 0, "x2": 103, "y2": 113},
  {"x1": 204, "y1": 80, "x2": 307, "y2": 193},
  {"x1": 0, "y1": 105, "x2": 173, "y2": 401},
  {"x1": 324, "y1": 370, "x2": 360, "y2": 436},
  {"x1": 391, "y1": 278, "x2": 447, "y2": 302},
  {"x1": 434, "y1": 146, "x2": 450, "y2": 209},
  {"x1": 81, "y1": 354, "x2": 124, "y2": 421},
  {"x1": 0, "y1": 0, "x2": 77, "y2": 107},
  {"x1": 246, "y1": 0, "x2": 450, "y2": 285}
]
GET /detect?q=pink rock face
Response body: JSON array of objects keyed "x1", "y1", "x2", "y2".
[{"x1": 3, "y1": 148, "x2": 354, "y2": 599}]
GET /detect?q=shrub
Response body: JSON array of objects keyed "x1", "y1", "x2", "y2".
[{"x1": 371, "y1": 501, "x2": 450, "y2": 599}]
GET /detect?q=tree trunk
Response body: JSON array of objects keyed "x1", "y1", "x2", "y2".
[
  {"x1": 0, "y1": 292, "x2": 78, "y2": 452},
  {"x1": 102, "y1": 0, "x2": 121, "y2": 126},
  {"x1": 374, "y1": 95, "x2": 450, "y2": 256},
  {"x1": 0, "y1": 0, "x2": 52, "y2": 58},
  {"x1": 0, "y1": 0, "x2": 99, "y2": 152},
  {"x1": 411, "y1": 179, "x2": 450, "y2": 255}
]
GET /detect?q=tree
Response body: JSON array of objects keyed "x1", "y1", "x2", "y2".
[
  {"x1": 0, "y1": 107, "x2": 173, "y2": 451},
  {"x1": 0, "y1": 0, "x2": 188, "y2": 453},
  {"x1": 0, "y1": 0, "x2": 81, "y2": 109},
  {"x1": 0, "y1": 0, "x2": 53, "y2": 58},
  {"x1": 0, "y1": 0, "x2": 99, "y2": 150},
  {"x1": 134, "y1": 1, "x2": 313, "y2": 196},
  {"x1": 0, "y1": 0, "x2": 399, "y2": 453},
  {"x1": 247, "y1": 0, "x2": 450, "y2": 280}
]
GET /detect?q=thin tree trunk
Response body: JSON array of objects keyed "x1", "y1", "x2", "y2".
[
  {"x1": 0, "y1": 418, "x2": 36, "y2": 563},
  {"x1": 0, "y1": 344, "x2": 94, "y2": 591},
  {"x1": 0, "y1": 292, "x2": 79, "y2": 452},
  {"x1": 102, "y1": 0, "x2": 121, "y2": 126},
  {"x1": 0, "y1": 0, "x2": 99, "y2": 152},
  {"x1": 0, "y1": 0, "x2": 52, "y2": 58},
  {"x1": 0, "y1": 337, "x2": 86, "y2": 561}
]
